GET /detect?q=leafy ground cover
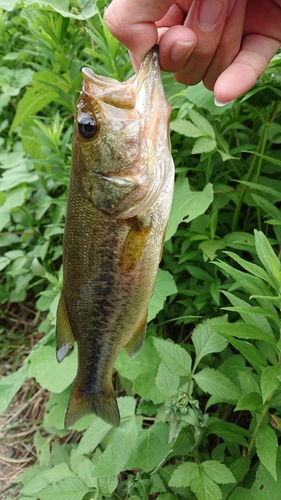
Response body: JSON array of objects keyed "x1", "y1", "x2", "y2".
[{"x1": 1, "y1": 1, "x2": 281, "y2": 499}]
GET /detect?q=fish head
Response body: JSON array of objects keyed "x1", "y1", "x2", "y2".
[{"x1": 73, "y1": 46, "x2": 173, "y2": 218}]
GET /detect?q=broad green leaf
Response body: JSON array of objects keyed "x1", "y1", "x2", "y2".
[
  {"x1": 169, "y1": 462, "x2": 199, "y2": 487},
  {"x1": 235, "y1": 392, "x2": 263, "y2": 412},
  {"x1": 92, "y1": 444, "x2": 116, "y2": 479},
  {"x1": 254, "y1": 230, "x2": 281, "y2": 290},
  {"x1": 0, "y1": 365, "x2": 27, "y2": 413},
  {"x1": 77, "y1": 417, "x2": 111, "y2": 455},
  {"x1": 206, "y1": 417, "x2": 249, "y2": 446},
  {"x1": 115, "y1": 336, "x2": 164, "y2": 404},
  {"x1": 201, "y1": 461, "x2": 236, "y2": 484},
  {"x1": 35, "y1": 477, "x2": 90, "y2": 500},
  {"x1": 192, "y1": 136, "x2": 217, "y2": 154},
  {"x1": 223, "y1": 337, "x2": 267, "y2": 372},
  {"x1": 77, "y1": 457, "x2": 97, "y2": 489},
  {"x1": 111, "y1": 397, "x2": 140, "y2": 474},
  {"x1": 256, "y1": 425, "x2": 278, "y2": 480},
  {"x1": 166, "y1": 178, "x2": 213, "y2": 240},
  {"x1": 261, "y1": 365, "x2": 281, "y2": 403},
  {"x1": 0, "y1": 185, "x2": 27, "y2": 231},
  {"x1": 28, "y1": 345, "x2": 77, "y2": 393},
  {"x1": 20, "y1": 468, "x2": 50, "y2": 496},
  {"x1": 199, "y1": 239, "x2": 225, "y2": 260},
  {"x1": 194, "y1": 368, "x2": 241, "y2": 401},
  {"x1": 44, "y1": 463, "x2": 75, "y2": 483},
  {"x1": 221, "y1": 457, "x2": 250, "y2": 498},
  {"x1": 224, "y1": 250, "x2": 276, "y2": 288},
  {"x1": 153, "y1": 337, "x2": 192, "y2": 376},
  {"x1": 155, "y1": 361, "x2": 180, "y2": 397},
  {"x1": 190, "y1": 472, "x2": 222, "y2": 500},
  {"x1": 126, "y1": 422, "x2": 172, "y2": 472},
  {"x1": 212, "y1": 323, "x2": 276, "y2": 344},
  {"x1": 148, "y1": 269, "x2": 177, "y2": 322},
  {"x1": 170, "y1": 119, "x2": 202, "y2": 138},
  {"x1": 192, "y1": 318, "x2": 228, "y2": 365},
  {"x1": 185, "y1": 81, "x2": 234, "y2": 115}
]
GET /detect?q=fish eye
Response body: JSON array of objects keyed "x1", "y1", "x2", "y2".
[{"x1": 78, "y1": 115, "x2": 99, "y2": 140}]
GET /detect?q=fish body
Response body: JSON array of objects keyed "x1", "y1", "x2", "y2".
[{"x1": 56, "y1": 47, "x2": 174, "y2": 428}]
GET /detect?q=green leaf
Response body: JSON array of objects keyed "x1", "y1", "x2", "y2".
[
  {"x1": 126, "y1": 422, "x2": 172, "y2": 472},
  {"x1": 148, "y1": 269, "x2": 177, "y2": 322},
  {"x1": 192, "y1": 318, "x2": 228, "y2": 365},
  {"x1": 35, "y1": 477, "x2": 90, "y2": 500},
  {"x1": 235, "y1": 392, "x2": 263, "y2": 412},
  {"x1": 155, "y1": 361, "x2": 180, "y2": 397},
  {"x1": 153, "y1": 337, "x2": 192, "y2": 376},
  {"x1": 115, "y1": 336, "x2": 164, "y2": 404},
  {"x1": 261, "y1": 366, "x2": 281, "y2": 403},
  {"x1": 224, "y1": 250, "x2": 276, "y2": 288},
  {"x1": 212, "y1": 323, "x2": 276, "y2": 344},
  {"x1": 187, "y1": 107, "x2": 216, "y2": 138},
  {"x1": 10, "y1": 85, "x2": 58, "y2": 133},
  {"x1": 166, "y1": 178, "x2": 213, "y2": 240},
  {"x1": 27, "y1": 345, "x2": 77, "y2": 393},
  {"x1": 201, "y1": 460, "x2": 236, "y2": 484},
  {"x1": 199, "y1": 239, "x2": 225, "y2": 260},
  {"x1": 194, "y1": 368, "x2": 241, "y2": 401},
  {"x1": 169, "y1": 462, "x2": 199, "y2": 487},
  {"x1": 192, "y1": 136, "x2": 217, "y2": 154},
  {"x1": 111, "y1": 397, "x2": 140, "y2": 474},
  {"x1": 44, "y1": 463, "x2": 75, "y2": 483},
  {"x1": 190, "y1": 472, "x2": 222, "y2": 500},
  {"x1": 254, "y1": 230, "x2": 281, "y2": 290},
  {"x1": 77, "y1": 417, "x2": 111, "y2": 455},
  {"x1": 256, "y1": 425, "x2": 278, "y2": 480},
  {"x1": 0, "y1": 365, "x2": 27, "y2": 413},
  {"x1": 170, "y1": 119, "x2": 202, "y2": 138},
  {"x1": 206, "y1": 417, "x2": 249, "y2": 446},
  {"x1": 223, "y1": 337, "x2": 267, "y2": 372}
]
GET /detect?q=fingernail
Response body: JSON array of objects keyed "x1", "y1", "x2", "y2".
[
  {"x1": 226, "y1": 0, "x2": 236, "y2": 16},
  {"x1": 199, "y1": 0, "x2": 225, "y2": 30},
  {"x1": 170, "y1": 40, "x2": 195, "y2": 62},
  {"x1": 214, "y1": 97, "x2": 230, "y2": 106}
]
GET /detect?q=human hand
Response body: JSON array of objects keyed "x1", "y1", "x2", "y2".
[{"x1": 105, "y1": 0, "x2": 281, "y2": 103}]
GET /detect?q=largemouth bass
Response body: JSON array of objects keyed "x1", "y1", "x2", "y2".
[{"x1": 56, "y1": 46, "x2": 174, "y2": 428}]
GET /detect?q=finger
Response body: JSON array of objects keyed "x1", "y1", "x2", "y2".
[
  {"x1": 171, "y1": 0, "x2": 229, "y2": 85},
  {"x1": 214, "y1": 34, "x2": 281, "y2": 103},
  {"x1": 158, "y1": 26, "x2": 197, "y2": 73},
  {"x1": 105, "y1": 0, "x2": 176, "y2": 63},
  {"x1": 203, "y1": 0, "x2": 247, "y2": 90}
]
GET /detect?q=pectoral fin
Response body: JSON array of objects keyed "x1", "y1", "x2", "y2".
[
  {"x1": 124, "y1": 312, "x2": 147, "y2": 357},
  {"x1": 56, "y1": 291, "x2": 75, "y2": 362},
  {"x1": 119, "y1": 219, "x2": 152, "y2": 273}
]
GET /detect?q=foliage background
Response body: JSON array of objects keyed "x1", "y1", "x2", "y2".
[{"x1": 1, "y1": 1, "x2": 281, "y2": 499}]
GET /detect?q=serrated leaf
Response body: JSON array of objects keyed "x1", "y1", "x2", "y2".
[
  {"x1": 148, "y1": 269, "x2": 177, "y2": 321},
  {"x1": 187, "y1": 107, "x2": 215, "y2": 138},
  {"x1": 206, "y1": 417, "x2": 249, "y2": 446},
  {"x1": 44, "y1": 463, "x2": 75, "y2": 483},
  {"x1": 254, "y1": 230, "x2": 281, "y2": 290},
  {"x1": 256, "y1": 425, "x2": 278, "y2": 480},
  {"x1": 201, "y1": 460, "x2": 236, "y2": 484},
  {"x1": 192, "y1": 319, "x2": 228, "y2": 365},
  {"x1": 190, "y1": 472, "x2": 222, "y2": 500},
  {"x1": 223, "y1": 337, "x2": 267, "y2": 372},
  {"x1": 77, "y1": 417, "x2": 111, "y2": 455},
  {"x1": 36, "y1": 477, "x2": 90, "y2": 500},
  {"x1": 115, "y1": 336, "x2": 164, "y2": 404},
  {"x1": 194, "y1": 368, "x2": 241, "y2": 401},
  {"x1": 153, "y1": 337, "x2": 192, "y2": 376},
  {"x1": 192, "y1": 136, "x2": 217, "y2": 154},
  {"x1": 169, "y1": 462, "x2": 199, "y2": 487},
  {"x1": 224, "y1": 250, "x2": 276, "y2": 288},
  {"x1": 212, "y1": 323, "x2": 275, "y2": 344},
  {"x1": 126, "y1": 422, "x2": 172, "y2": 472},
  {"x1": 170, "y1": 119, "x2": 202, "y2": 138},
  {"x1": 111, "y1": 397, "x2": 140, "y2": 474},
  {"x1": 261, "y1": 366, "x2": 281, "y2": 403},
  {"x1": 155, "y1": 361, "x2": 180, "y2": 397},
  {"x1": 235, "y1": 392, "x2": 263, "y2": 412},
  {"x1": 166, "y1": 177, "x2": 213, "y2": 240}
]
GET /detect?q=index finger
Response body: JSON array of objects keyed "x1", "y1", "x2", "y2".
[{"x1": 105, "y1": 0, "x2": 180, "y2": 63}]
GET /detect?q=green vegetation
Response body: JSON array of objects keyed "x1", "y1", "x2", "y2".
[{"x1": 1, "y1": 1, "x2": 281, "y2": 499}]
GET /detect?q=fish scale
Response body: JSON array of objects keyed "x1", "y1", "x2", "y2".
[{"x1": 56, "y1": 46, "x2": 174, "y2": 428}]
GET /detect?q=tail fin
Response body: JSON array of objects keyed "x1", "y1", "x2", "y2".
[{"x1": 65, "y1": 384, "x2": 120, "y2": 428}]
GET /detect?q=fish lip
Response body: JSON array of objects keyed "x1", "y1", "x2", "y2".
[{"x1": 134, "y1": 45, "x2": 159, "y2": 91}]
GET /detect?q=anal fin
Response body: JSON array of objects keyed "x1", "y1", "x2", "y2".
[
  {"x1": 56, "y1": 291, "x2": 75, "y2": 362},
  {"x1": 124, "y1": 312, "x2": 147, "y2": 357}
]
